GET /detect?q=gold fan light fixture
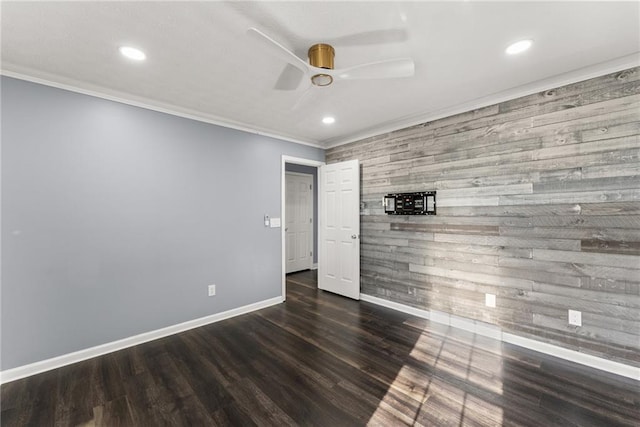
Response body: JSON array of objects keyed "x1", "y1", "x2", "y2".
[{"x1": 308, "y1": 43, "x2": 335, "y2": 86}]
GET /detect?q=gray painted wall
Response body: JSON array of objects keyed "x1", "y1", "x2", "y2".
[
  {"x1": 284, "y1": 163, "x2": 318, "y2": 264},
  {"x1": 1, "y1": 76, "x2": 324, "y2": 370}
]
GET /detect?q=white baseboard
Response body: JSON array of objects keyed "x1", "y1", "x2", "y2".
[
  {"x1": 360, "y1": 294, "x2": 639, "y2": 381},
  {"x1": 0, "y1": 296, "x2": 283, "y2": 384},
  {"x1": 311, "y1": 263, "x2": 318, "y2": 270},
  {"x1": 5, "y1": 293, "x2": 637, "y2": 383}
]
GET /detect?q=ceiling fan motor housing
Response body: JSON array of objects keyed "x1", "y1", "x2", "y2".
[
  {"x1": 308, "y1": 43, "x2": 335, "y2": 86},
  {"x1": 308, "y1": 43, "x2": 335, "y2": 69}
]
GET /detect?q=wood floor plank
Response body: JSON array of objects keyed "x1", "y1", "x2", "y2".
[
  {"x1": 1, "y1": 270, "x2": 639, "y2": 426},
  {"x1": 92, "y1": 396, "x2": 134, "y2": 427}
]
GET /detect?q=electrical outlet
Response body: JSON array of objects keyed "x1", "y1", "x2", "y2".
[
  {"x1": 485, "y1": 293, "x2": 496, "y2": 308},
  {"x1": 208, "y1": 284, "x2": 216, "y2": 297},
  {"x1": 568, "y1": 309, "x2": 581, "y2": 326}
]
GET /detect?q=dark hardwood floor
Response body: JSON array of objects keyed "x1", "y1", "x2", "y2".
[{"x1": 2, "y1": 270, "x2": 639, "y2": 426}]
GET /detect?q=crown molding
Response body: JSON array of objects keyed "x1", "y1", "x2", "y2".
[{"x1": 0, "y1": 66, "x2": 325, "y2": 150}]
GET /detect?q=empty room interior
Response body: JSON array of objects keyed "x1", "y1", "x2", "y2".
[{"x1": 1, "y1": 2, "x2": 639, "y2": 426}]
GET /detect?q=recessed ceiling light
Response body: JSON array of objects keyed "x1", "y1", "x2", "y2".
[
  {"x1": 119, "y1": 46, "x2": 146, "y2": 61},
  {"x1": 322, "y1": 116, "x2": 335, "y2": 125},
  {"x1": 505, "y1": 39, "x2": 533, "y2": 55}
]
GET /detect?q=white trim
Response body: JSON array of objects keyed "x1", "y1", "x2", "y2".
[
  {"x1": 361, "y1": 294, "x2": 434, "y2": 320},
  {"x1": 502, "y1": 333, "x2": 639, "y2": 381},
  {"x1": 0, "y1": 69, "x2": 323, "y2": 149},
  {"x1": 281, "y1": 156, "x2": 324, "y2": 301},
  {"x1": 0, "y1": 296, "x2": 282, "y2": 384},
  {"x1": 311, "y1": 263, "x2": 318, "y2": 270},
  {"x1": 360, "y1": 294, "x2": 640, "y2": 381},
  {"x1": 325, "y1": 54, "x2": 640, "y2": 148}
]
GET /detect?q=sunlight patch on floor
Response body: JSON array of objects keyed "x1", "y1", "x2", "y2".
[{"x1": 368, "y1": 329, "x2": 504, "y2": 425}]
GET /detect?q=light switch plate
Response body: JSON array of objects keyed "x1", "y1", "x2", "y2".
[{"x1": 270, "y1": 217, "x2": 281, "y2": 228}]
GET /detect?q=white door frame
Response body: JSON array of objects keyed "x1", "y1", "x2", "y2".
[{"x1": 281, "y1": 155, "x2": 325, "y2": 301}]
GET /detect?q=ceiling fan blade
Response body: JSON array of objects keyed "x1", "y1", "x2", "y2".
[
  {"x1": 334, "y1": 58, "x2": 415, "y2": 81},
  {"x1": 274, "y1": 64, "x2": 305, "y2": 90},
  {"x1": 247, "y1": 27, "x2": 309, "y2": 73},
  {"x1": 292, "y1": 83, "x2": 314, "y2": 111}
]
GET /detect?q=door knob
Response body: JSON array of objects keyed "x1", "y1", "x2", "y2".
[{"x1": 351, "y1": 234, "x2": 358, "y2": 239}]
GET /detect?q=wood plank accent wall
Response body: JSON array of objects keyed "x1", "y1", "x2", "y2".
[{"x1": 326, "y1": 67, "x2": 640, "y2": 367}]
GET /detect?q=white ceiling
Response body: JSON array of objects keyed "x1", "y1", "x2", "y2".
[{"x1": 2, "y1": 1, "x2": 639, "y2": 148}]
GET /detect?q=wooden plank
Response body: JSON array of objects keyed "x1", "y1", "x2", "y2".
[
  {"x1": 431, "y1": 257, "x2": 582, "y2": 288},
  {"x1": 580, "y1": 201, "x2": 640, "y2": 216},
  {"x1": 499, "y1": 226, "x2": 640, "y2": 241},
  {"x1": 364, "y1": 214, "x2": 532, "y2": 227},
  {"x1": 537, "y1": 281, "x2": 640, "y2": 310},
  {"x1": 407, "y1": 240, "x2": 533, "y2": 259},
  {"x1": 581, "y1": 239, "x2": 640, "y2": 256},
  {"x1": 582, "y1": 162, "x2": 640, "y2": 179},
  {"x1": 533, "y1": 248, "x2": 640, "y2": 269},
  {"x1": 437, "y1": 196, "x2": 500, "y2": 207},
  {"x1": 499, "y1": 188, "x2": 640, "y2": 206},
  {"x1": 531, "y1": 215, "x2": 640, "y2": 228},
  {"x1": 533, "y1": 176, "x2": 640, "y2": 194},
  {"x1": 580, "y1": 277, "x2": 640, "y2": 295},
  {"x1": 436, "y1": 204, "x2": 583, "y2": 218},
  {"x1": 362, "y1": 250, "x2": 425, "y2": 267},
  {"x1": 436, "y1": 183, "x2": 533, "y2": 198},
  {"x1": 581, "y1": 120, "x2": 640, "y2": 142},
  {"x1": 435, "y1": 171, "x2": 545, "y2": 190},
  {"x1": 434, "y1": 233, "x2": 581, "y2": 251},
  {"x1": 390, "y1": 222, "x2": 500, "y2": 235},
  {"x1": 409, "y1": 263, "x2": 535, "y2": 290}
]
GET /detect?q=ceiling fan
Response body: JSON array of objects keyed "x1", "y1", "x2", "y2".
[{"x1": 247, "y1": 27, "x2": 415, "y2": 90}]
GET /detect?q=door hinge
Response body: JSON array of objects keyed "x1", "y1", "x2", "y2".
[
  {"x1": 310, "y1": 218, "x2": 313, "y2": 223},
  {"x1": 310, "y1": 251, "x2": 313, "y2": 257},
  {"x1": 310, "y1": 184, "x2": 312, "y2": 190}
]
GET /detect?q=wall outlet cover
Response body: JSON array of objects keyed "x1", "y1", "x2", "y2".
[
  {"x1": 568, "y1": 309, "x2": 582, "y2": 326},
  {"x1": 485, "y1": 293, "x2": 496, "y2": 308},
  {"x1": 208, "y1": 284, "x2": 216, "y2": 297}
]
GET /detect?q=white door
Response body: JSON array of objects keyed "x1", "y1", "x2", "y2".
[
  {"x1": 318, "y1": 159, "x2": 360, "y2": 300},
  {"x1": 285, "y1": 172, "x2": 313, "y2": 273}
]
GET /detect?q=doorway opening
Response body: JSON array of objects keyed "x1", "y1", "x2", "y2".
[
  {"x1": 281, "y1": 156, "x2": 324, "y2": 301},
  {"x1": 285, "y1": 171, "x2": 314, "y2": 274}
]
